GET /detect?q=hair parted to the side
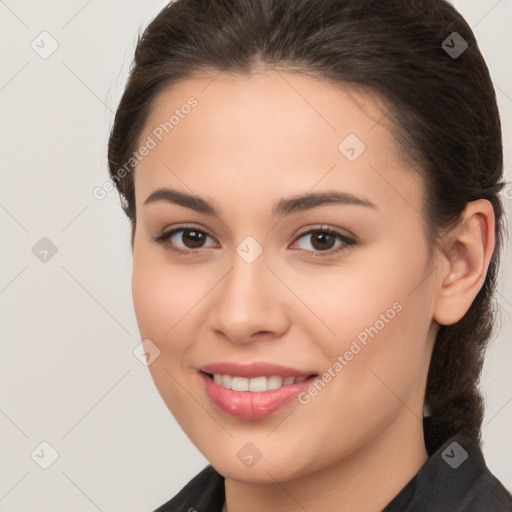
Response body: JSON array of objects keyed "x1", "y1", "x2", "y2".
[{"x1": 107, "y1": 0, "x2": 506, "y2": 444}]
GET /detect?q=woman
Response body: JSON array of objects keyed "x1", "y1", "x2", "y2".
[{"x1": 107, "y1": 0, "x2": 512, "y2": 510}]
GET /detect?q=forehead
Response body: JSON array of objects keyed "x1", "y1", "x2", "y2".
[
  {"x1": 142, "y1": 68, "x2": 393, "y2": 147},
  {"x1": 134, "y1": 69, "x2": 424, "y2": 218}
]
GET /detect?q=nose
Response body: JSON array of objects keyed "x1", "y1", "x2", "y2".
[{"x1": 208, "y1": 251, "x2": 289, "y2": 344}]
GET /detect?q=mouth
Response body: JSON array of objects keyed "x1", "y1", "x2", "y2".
[
  {"x1": 201, "y1": 371, "x2": 317, "y2": 392},
  {"x1": 198, "y1": 370, "x2": 319, "y2": 420}
]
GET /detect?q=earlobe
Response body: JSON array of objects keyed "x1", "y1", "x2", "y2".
[{"x1": 433, "y1": 199, "x2": 495, "y2": 326}]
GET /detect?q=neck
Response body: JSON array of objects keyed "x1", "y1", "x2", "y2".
[{"x1": 223, "y1": 412, "x2": 428, "y2": 512}]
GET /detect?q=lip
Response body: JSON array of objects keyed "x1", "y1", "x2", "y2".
[
  {"x1": 198, "y1": 362, "x2": 318, "y2": 420},
  {"x1": 199, "y1": 361, "x2": 315, "y2": 379}
]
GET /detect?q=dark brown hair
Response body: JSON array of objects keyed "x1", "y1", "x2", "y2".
[{"x1": 107, "y1": 0, "x2": 506, "y2": 444}]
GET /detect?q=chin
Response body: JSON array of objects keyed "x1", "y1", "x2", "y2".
[{"x1": 206, "y1": 448, "x2": 311, "y2": 484}]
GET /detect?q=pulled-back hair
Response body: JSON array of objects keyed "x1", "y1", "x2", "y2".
[{"x1": 107, "y1": 0, "x2": 506, "y2": 444}]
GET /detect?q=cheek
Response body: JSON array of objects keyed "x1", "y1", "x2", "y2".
[
  {"x1": 131, "y1": 256, "x2": 200, "y2": 424},
  {"x1": 131, "y1": 249, "x2": 221, "y2": 397},
  {"x1": 132, "y1": 260, "x2": 166, "y2": 340},
  {"x1": 287, "y1": 238, "x2": 427, "y2": 342},
  {"x1": 293, "y1": 239, "x2": 432, "y2": 409},
  {"x1": 287, "y1": 299, "x2": 431, "y2": 476},
  {"x1": 131, "y1": 248, "x2": 204, "y2": 344}
]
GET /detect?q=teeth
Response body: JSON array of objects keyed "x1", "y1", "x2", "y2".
[
  {"x1": 267, "y1": 375, "x2": 283, "y2": 390},
  {"x1": 211, "y1": 374, "x2": 309, "y2": 392},
  {"x1": 221, "y1": 374, "x2": 232, "y2": 389},
  {"x1": 232, "y1": 376, "x2": 249, "y2": 391},
  {"x1": 249, "y1": 376, "x2": 268, "y2": 392}
]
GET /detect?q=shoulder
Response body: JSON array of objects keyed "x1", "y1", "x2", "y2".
[
  {"x1": 385, "y1": 417, "x2": 512, "y2": 511},
  {"x1": 458, "y1": 468, "x2": 512, "y2": 511},
  {"x1": 152, "y1": 464, "x2": 225, "y2": 512}
]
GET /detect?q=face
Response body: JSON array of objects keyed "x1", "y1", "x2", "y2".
[{"x1": 131, "y1": 69, "x2": 439, "y2": 483}]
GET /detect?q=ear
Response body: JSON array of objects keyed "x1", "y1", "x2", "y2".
[{"x1": 433, "y1": 199, "x2": 496, "y2": 326}]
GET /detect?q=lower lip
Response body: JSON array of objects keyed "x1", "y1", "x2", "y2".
[{"x1": 199, "y1": 372, "x2": 317, "y2": 419}]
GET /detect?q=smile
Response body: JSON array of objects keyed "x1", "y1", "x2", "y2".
[
  {"x1": 209, "y1": 373, "x2": 308, "y2": 392},
  {"x1": 198, "y1": 363, "x2": 318, "y2": 419}
]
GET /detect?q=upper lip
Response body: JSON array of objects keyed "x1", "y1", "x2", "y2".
[{"x1": 199, "y1": 361, "x2": 317, "y2": 379}]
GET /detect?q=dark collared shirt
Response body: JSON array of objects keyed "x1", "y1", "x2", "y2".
[{"x1": 154, "y1": 417, "x2": 512, "y2": 511}]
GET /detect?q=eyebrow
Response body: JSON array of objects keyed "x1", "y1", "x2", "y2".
[{"x1": 143, "y1": 187, "x2": 377, "y2": 217}]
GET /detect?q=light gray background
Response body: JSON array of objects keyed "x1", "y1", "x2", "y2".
[{"x1": 0, "y1": 0, "x2": 511, "y2": 510}]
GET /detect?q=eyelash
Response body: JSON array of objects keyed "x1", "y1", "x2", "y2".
[{"x1": 152, "y1": 224, "x2": 356, "y2": 258}]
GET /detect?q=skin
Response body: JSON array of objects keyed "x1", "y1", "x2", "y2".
[{"x1": 131, "y1": 68, "x2": 495, "y2": 512}]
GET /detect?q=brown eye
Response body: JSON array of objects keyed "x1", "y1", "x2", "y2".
[
  {"x1": 179, "y1": 229, "x2": 208, "y2": 249},
  {"x1": 152, "y1": 226, "x2": 217, "y2": 255},
  {"x1": 153, "y1": 225, "x2": 356, "y2": 258},
  {"x1": 291, "y1": 227, "x2": 356, "y2": 258},
  {"x1": 308, "y1": 231, "x2": 337, "y2": 251}
]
